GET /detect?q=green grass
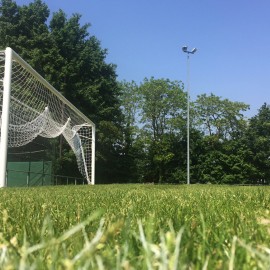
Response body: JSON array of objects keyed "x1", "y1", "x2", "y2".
[{"x1": 0, "y1": 184, "x2": 270, "y2": 269}]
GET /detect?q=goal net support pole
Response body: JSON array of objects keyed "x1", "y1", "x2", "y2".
[
  {"x1": 0, "y1": 48, "x2": 12, "y2": 188},
  {"x1": 91, "y1": 125, "x2": 95, "y2": 185},
  {"x1": 0, "y1": 48, "x2": 95, "y2": 187}
]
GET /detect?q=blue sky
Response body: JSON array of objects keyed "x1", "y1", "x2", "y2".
[{"x1": 16, "y1": 0, "x2": 270, "y2": 117}]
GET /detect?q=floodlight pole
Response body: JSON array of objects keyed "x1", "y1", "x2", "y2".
[{"x1": 182, "y1": 46, "x2": 197, "y2": 185}]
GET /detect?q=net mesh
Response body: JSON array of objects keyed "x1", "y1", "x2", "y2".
[{"x1": 0, "y1": 49, "x2": 94, "y2": 184}]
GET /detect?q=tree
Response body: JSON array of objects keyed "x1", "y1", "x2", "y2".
[
  {"x1": 138, "y1": 77, "x2": 186, "y2": 139},
  {"x1": 245, "y1": 103, "x2": 270, "y2": 184},
  {"x1": 0, "y1": 0, "x2": 123, "y2": 183},
  {"x1": 135, "y1": 77, "x2": 187, "y2": 183},
  {"x1": 0, "y1": 0, "x2": 55, "y2": 74},
  {"x1": 47, "y1": 9, "x2": 123, "y2": 182},
  {"x1": 117, "y1": 81, "x2": 142, "y2": 182},
  {"x1": 194, "y1": 93, "x2": 249, "y2": 139},
  {"x1": 192, "y1": 93, "x2": 252, "y2": 184},
  {"x1": 194, "y1": 135, "x2": 256, "y2": 184}
]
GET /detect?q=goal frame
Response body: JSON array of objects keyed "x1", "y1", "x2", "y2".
[{"x1": 0, "y1": 47, "x2": 95, "y2": 187}]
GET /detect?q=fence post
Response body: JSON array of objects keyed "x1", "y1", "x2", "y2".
[{"x1": 5, "y1": 170, "x2": 8, "y2": 187}]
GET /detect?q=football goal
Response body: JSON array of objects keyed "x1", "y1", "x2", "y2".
[{"x1": 0, "y1": 47, "x2": 95, "y2": 187}]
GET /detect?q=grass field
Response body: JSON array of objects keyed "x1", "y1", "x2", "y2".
[{"x1": 0, "y1": 184, "x2": 270, "y2": 269}]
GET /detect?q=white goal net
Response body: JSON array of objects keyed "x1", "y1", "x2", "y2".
[{"x1": 0, "y1": 47, "x2": 95, "y2": 187}]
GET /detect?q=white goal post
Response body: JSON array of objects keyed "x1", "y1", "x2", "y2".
[{"x1": 0, "y1": 47, "x2": 95, "y2": 187}]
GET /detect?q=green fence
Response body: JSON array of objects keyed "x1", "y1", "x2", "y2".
[{"x1": 7, "y1": 161, "x2": 53, "y2": 187}]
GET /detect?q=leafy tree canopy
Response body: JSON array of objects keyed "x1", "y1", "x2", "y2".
[{"x1": 0, "y1": 0, "x2": 123, "y2": 182}]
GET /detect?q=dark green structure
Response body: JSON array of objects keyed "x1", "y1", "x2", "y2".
[{"x1": 7, "y1": 161, "x2": 53, "y2": 187}]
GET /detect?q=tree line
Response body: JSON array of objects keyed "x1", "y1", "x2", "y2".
[
  {"x1": 120, "y1": 79, "x2": 270, "y2": 184},
  {"x1": 1, "y1": 0, "x2": 270, "y2": 184}
]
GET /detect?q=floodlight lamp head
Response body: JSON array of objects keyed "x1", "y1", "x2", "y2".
[
  {"x1": 182, "y1": 46, "x2": 188, "y2": 52},
  {"x1": 191, "y1": 48, "x2": 197, "y2": 54}
]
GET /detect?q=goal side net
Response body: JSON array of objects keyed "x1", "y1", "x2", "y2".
[{"x1": 0, "y1": 47, "x2": 95, "y2": 187}]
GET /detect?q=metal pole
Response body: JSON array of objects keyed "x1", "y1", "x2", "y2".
[
  {"x1": 182, "y1": 46, "x2": 197, "y2": 185},
  {"x1": 0, "y1": 48, "x2": 13, "y2": 188},
  {"x1": 186, "y1": 54, "x2": 190, "y2": 185},
  {"x1": 91, "y1": 125, "x2": 96, "y2": 185},
  {"x1": 27, "y1": 161, "x2": 31, "y2": 187},
  {"x1": 42, "y1": 160, "x2": 44, "y2": 186}
]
